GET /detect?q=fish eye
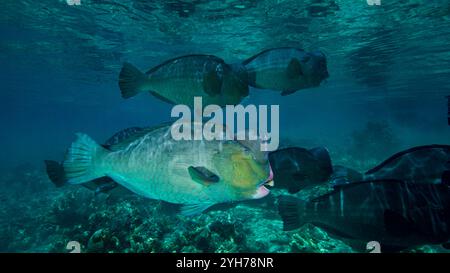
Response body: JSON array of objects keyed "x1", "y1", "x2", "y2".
[
  {"x1": 240, "y1": 148, "x2": 254, "y2": 160},
  {"x1": 242, "y1": 149, "x2": 252, "y2": 157},
  {"x1": 243, "y1": 146, "x2": 254, "y2": 154}
]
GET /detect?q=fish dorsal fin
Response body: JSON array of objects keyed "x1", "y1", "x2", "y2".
[
  {"x1": 188, "y1": 166, "x2": 220, "y2": 185},
  {"x1": 146, "y1": 54, "x2": 225, "y2": 74},
  {"x1": 287, "y1": 58, "x2": 303, "y2": 79},
  {"x1": 106, "y1": 123, "x2": 171, "y2": 151},
  {"x1": 180, "y1": 203, "x2": 214, "y2": 216},
  {"x1": 103, "y1": 127, "x2": 144, "y2": 146},
  {"x1": 202, "y1": 70, "x2": 222, "y2": 96},
  {"x1": 241, "y1": 47, "x2": 306, "y2": 66},
  {"x1": 365, "y1": 144, "x2": 450, "y2": 175}
]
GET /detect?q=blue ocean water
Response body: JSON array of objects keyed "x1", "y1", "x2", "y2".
[{"x1": 1, "y1": 0, "x2": 449, "y2": 253}]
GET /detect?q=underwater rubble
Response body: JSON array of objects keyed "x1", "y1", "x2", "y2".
[{"x1": 0, "y1": 166, "x2": 447, "y2": 253}]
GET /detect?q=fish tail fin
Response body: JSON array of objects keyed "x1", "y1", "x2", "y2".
[
  {"x1": 278, "y1": 195, "x2": 306, "y2": 231},
  {"x1": 44, "y1": 160, "x2": 66, "y2": 187},
  {"x1": 119, "y1": 62, "x2": 148, "y2": 99},
  {"x1": 63, "y1": 133, "x2": 108, "y2": 184}
]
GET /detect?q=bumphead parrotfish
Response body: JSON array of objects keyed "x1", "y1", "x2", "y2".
[
  {"x1": 118, "y1": 55, "x2": 249, "y2": 107},
  {"x1": 278, "y1": 179, "x2": 450, "y2": 252},
  {"x1": 60, "y1": 122, "x2": 273, "y2": 215},
  {"x1": 242, "y1": 47, "x2": 329, "y2": 96}
]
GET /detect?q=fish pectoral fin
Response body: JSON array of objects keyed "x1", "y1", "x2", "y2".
[
  {"x1": 188, "y1": 166, "x2": 220, "y2": 185},
  {"x1": 277, "y1": 195, "x2": 305, "y2": 231},
  {"x1": 286, "y1": 58, "x2": 303, "y2": 78},
  {"x1": 180, "y1": 203, "x2": 214, "y2": 216},
  {"x1": 384, "y1": 209, "x2": 415, "y2": 237},
  {"x1": 202, "y1": 71, "x2": 222, "y2": 96},
  {"x1": 107, "y1": 126, "x2": 169, "y2": 151}
]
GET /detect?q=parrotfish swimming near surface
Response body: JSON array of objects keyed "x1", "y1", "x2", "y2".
[
  {"x1": 242, "y1": 47, "x2": 329, "y2": 96},
  {"x1": 59, "y1": 122, "x2": 272, "y2": 215},
  {"x1": 278, "y1": 179, "x2": 450, "y2": 252},
  {"x1": 118, "y1": 55, "x2": 249, "y2": 107}
]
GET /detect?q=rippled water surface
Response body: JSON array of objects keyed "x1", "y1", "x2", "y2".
[{"x1": 1, "y1": 0, "x2": 449, "y2": 253}]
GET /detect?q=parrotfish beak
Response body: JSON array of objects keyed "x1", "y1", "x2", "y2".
[
  {"x1": 253, "y1": 165, "x2": 274, "y2": 199},
  {"x1": 252, "y1": 185, "x2": 270, "y2": 199}
]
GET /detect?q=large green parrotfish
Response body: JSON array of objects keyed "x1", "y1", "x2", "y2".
[{"x1": 61, "y1": 123, "x2": 273, "y2": 215}]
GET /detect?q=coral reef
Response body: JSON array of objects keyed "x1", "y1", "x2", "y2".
[{"x1": 0, "y1": 166, "x2": 447, "y2": 253}]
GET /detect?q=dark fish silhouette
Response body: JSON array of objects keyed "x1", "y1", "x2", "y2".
[
  {"x1": 242, "y1": 47, "x2": 329, "y2": 96},
  {"x1": 268, "y1": 147, "x2": 333, "y2": 193},
  {"x1": 269, "y1": 144, "x2": 450, "y2": 192},
  {"x1": 278, "y1": 180, "x2": 450, "y2": 252},
  {"x1": 119, "y1": 55, "x2": 249, "y2": 107}
]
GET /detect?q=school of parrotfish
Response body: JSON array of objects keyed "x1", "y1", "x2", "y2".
[{"x1": 45, "y1": 47, "x2": 450, "y2": 252}]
